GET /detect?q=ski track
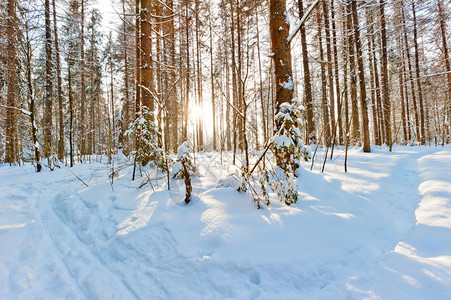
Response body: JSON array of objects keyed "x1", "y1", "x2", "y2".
[{"x1": 1, "y1": 147, "x2": 450, "y2": 299}]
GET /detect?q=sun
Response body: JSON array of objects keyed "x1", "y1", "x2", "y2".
[{"x1": 189, "y1": 104, "x2": 203, "y2": 124}]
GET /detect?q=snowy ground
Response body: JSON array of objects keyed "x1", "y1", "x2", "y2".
[{"x1": 1, "y1": 145, "x2": 450, "y2": 299}]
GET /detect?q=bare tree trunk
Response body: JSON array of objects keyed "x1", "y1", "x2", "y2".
[
  {"x1": 323, "y1": 1, "x2": 335, "y2": 146},
  {"x1": 341, "y1": 5, "x2": 350, "y2": 145},
  {"x1": 230, "y1": 0, "x2": 238, "y2": 164},
  {"x1": 298, "y1": 0, "x2": 315, "y2": 144},
  {"x1": 351, "y1": 0, "x2": 371, "y2": 152},
  {"x1": 209, "y1": 0, "x2": 217, "y2": 150},
  {"x1": 380, "y1": 0, "x2": 392, "y2": 149},
  {"x1": 317, "y1": 11, "x2": 331, "y2": 147},
  {"x1": 330, "y1": 0, "x2": 341, "y2": 145},
  {"x1": 24, "y1": 25, "x2": 41, "y2": 171},
  {"x1": 169, "y1": 0, "x2": 178, "y2": 152},
  {"x1": 141, "y1": 0, "x2": 154, "y2": 119},
  {"x1": 346, "y1": 1, "x2": 359, "y2": 145},
  {"x1": 80, "y1": 0, "x2": 86, "y2": 156},
  {"x1": 368, "y1": 37, "x2": 380, "y2": 145},
  {"x1": 52, "y1": 0, "x2": 64, "y2": 160},
  {"x1": 44, "y1": 0, "x2": 53, "y2": 161},
  {"x1": 401, "y1": 48, "x2": 412, "y2": 141},
  {"x1": 195, "y1": 0, "x2": 203, "y2": 150},
  {"x1": 438, "y1": 0, "x2": 451, "y2": 142},
  {"x1": 135, "y1": 0, "x2": 141, "y2": 116},
  {"x1": 225, "y1": 35, "x2": 232, "y2": 151},
  {"x1": 401, "y1": 3, "x2": 420, "y2": 142},
  {"x1": 236, "y1": 0, "x2": 249, "y2": 171},
  {"x1": 269, "y1": 0, "x2": 295, "y2": 170},
  {"x1": 183, "y1": 0, "x2": 190, "y2": 140},
  {"x1": 371, "y1": 34, "x2": 385, "y2": 143},
  {"x1": 398, "y1": 55, "x2": 408, "y2": 144},
  {"x1": 5, "y1": 0, "x2": 16, "y2": 164},
  {"x1": 121, "y1": 0, "x2": 130, "y2": 153},
  {"x1": 256, "y1": 11, "x2": 267, "y2": 146},
  {"x1": 68, "y1": 62, "x2": 74, "y2": 167},
  {"x1": 412, "y1": 2, "x2": 426, "y2": 145},
  {"x1": 110, "y1": 60, "x2": 115, "y2": 160},
  {"x1": 366, "y1": 5, "x2": 381, "y2": 146}
]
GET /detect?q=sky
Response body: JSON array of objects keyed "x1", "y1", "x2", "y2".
[{"x1": 94, "y1": 0, "x2": 119, "y2": 34}]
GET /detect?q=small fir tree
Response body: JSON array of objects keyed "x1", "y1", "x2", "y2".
[{"x1": 125, "y1": 108, "x2": 166, "y2": 171}]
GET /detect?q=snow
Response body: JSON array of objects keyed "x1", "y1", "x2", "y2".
[
  {"x1": 279, "y1": 75, "x2": 293, "y2": 90},
  {"x1": 19, "y1": 108, "x2": 31, "y2": 116},
  {"x1": 1, "y1": 146, "x2": 451, "y2": 299},
  {"x1": 273, "y1": 134, "x2": 291, "y2": 147},
  {"x1": 177, "y1": 142, "x2": 190, "y2": 159},
  {"x1": 284, "y1": 11, "x2": 290, "y2": 25},
  {"x1": 171, "y1": 161, "x2": 182, "y2": 178}
]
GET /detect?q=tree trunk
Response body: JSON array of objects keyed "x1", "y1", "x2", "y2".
[
  {"x1": 169, "y1": 0, "x2": 178, "y2": 152},
  {"x1": 438, "y1": 0, "x2": 451, "y2": 142},
  {"x1": 317, "y1": 11, "x2": 331, "y2": 147},
  {"x1": 53, "y1": 0, "x2": 64, "y2": 160},
  {"x1": 135, "y1": 0, "x2": 141, "y2": 116},
  {"x1": 140, "y1": 0, "x2": 154, "y2": 119},
  {"x1": 379, "y1": 0, "x2": 391, "y2": 149},
  {"x1": 366, "y1": 5, "x2": 381, "y2": 146},
  {"x1": 256, "y1": 11, "x2": 267, "y2": 146},
  {"x1": 68, "y1": 62, "x2": 74, "y2": 167},
  {"x1": 412, "y1": 2, "x2": 426, "y2": 145},
  {"x1": 195, "y1": 0, "x2": 203, "y2": 150},
  {"x1": 5, "y1": 0, "x2": 16, "y2": 164},
  {"x1": 44, "y1": 0, "x2": 53, "y2": 160},
  {"x1": 401, "y1": 3, "x2": 420, "y2": 143},
  {"x1": 397, "y1": 54, "x2": 408, "y2": 144},
  {"x1": 209, "y1": 0, "x2": 216, "y2": 150},
  {"x1": 341, "y1": 4, "x2": 350, "y2": 143},
  {"x1": 330, "y1": 0, "x2": 341, "y2": 145},
  {"x1": 24, "y1": 26, "x2": 41, "y2": 171},
  {"x1": 121, "y1": 0, "x2": 130, "y2": 153},
  {"x1": 323, "y1": 1, "x2": 335, "y2": 145},
  {"x1": 351, "y1": 0, "x2": 371, "y2": 152},
  {"x1": 298, "y1": 0, "x2": 315, "y2": 144},
  {"x1": 269, "y1": 0, "x2": 295, "y2": 169},
  {"x1": 346, "y1": 1, "x2": 359, "y2": 145},
  {"x1": 183, "y1": 0, "x2": 190, "y2": 140},
  {"x1": 80, "y1": 0, "x2": 86, "y2": 156}
]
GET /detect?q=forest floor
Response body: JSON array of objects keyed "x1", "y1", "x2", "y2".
[{"x1": 1, "y1": 145, "x2": 450, "y2": 299}]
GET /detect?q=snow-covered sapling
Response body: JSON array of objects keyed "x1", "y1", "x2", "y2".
[
  {"x1": 238, "y1": 158, "x2": 248, "y2": 193},
  {"x1": 272, "y1": 98, "x2": 309, "y2": 205},
  {"x1": 172, "y1": 142, "x2": 196, "y2": 204},
  {"x1": 125, "y1": 108, "x2": 166, "y2": 172}
]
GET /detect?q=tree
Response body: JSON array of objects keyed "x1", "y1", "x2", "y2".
[
  {"x1": 346, "y1": 0, "x2": 359, "y2": 146},
  {"x1": 412, "y1": 1, "x2": 426, "y2": 145},
  {"x1": 79, "y1": 0, "x2": 87, "y2": 155},
  {"x1": 5, "y1": 0, "x2": 16, "y2": 164},
  {"x1": 18, "y1": 2, "x2": 41, "y2": 171},
  {"x1": 44, "y1": 0, "x2": 53, "y2": 163},
  {"x1": 379, "y1": 0, "x2": 391, "y2": 149},
  {"x1": 270, "y1": 0, "x2": 294, "y2": 168},
  {"x1": 53, "y1": 0, "x2": 64, "y2": 160},
  {"x1": 437, "y1": 0, "x2": 451, "y2": 142},
  {"x1": 351, "y1": 0, "x2": 371, "y2": 152},
  {"x1": 298, "y1": 0, "x2": 315, "y2": 145},
  {"x1": 140, "y1": 0, "x2": 154, "y2": 119}
]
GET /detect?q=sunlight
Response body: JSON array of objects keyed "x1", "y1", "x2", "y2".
[
  {"x1": 187, "y1": 102, "x2": 214, "y2": 137},
  {"x1": 189, "y1": 104, "x2": 203, "y2": 124}
]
